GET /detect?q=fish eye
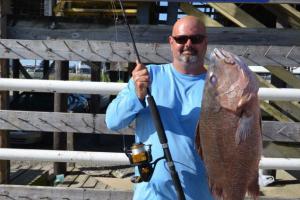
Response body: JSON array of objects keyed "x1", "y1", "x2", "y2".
[{"x1": 209, "y1": 74, "x2": 217, "y2": 86}]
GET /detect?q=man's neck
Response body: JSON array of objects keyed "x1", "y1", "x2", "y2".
[{"x1": 173, "y1": 61, "x2": 206, "y2": 75}]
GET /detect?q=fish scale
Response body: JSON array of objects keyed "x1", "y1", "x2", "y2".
[{"x1": 196, "y1": 48, "x2": 262, "y2": 200}]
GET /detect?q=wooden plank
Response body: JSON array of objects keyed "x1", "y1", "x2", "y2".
[
  {"x1": 179, "y1": 3, "x2": 223, "y2": 27},
  {"x1": 0, "y1": 184, "x2": 298, "y2": 200},
  {"x1": 69, "y1": 174, "x2": 89, "y2": 188},
  {"x1": 56, "y1": 167, "x2": 79, "y2": 187},
  {"x1": 82, "y1": 176, "x2": 98, "y2": 188},
  {"x1": 0, "y1": 110, "x2": 300, "y2": 142},
  {"x1": 0, "y1": 39, "x2": 298, "y2": 67},
  {"x1": 264, "y1": 66, "x2": 300, "y2": 88},
  {"x1": 262, "y1": 121, "x2": 300, "y2": 142},
  {"x1": 260, "y1": 101, "x2": 294, "y2": 122},
  {"x1": 10, "y1": 165, "x2": 43, "y2": 185},
  {"x1": 7, "y1": 20, "x2": 300, "y2": 46},
  {"x1": 0, "y1": 110, "x2": 135, "y2": 135},
  {"x1": 208, "y1": 3, "x2": 265, "y2": 28},
  {"x1": 0, "y1": 185, "x2": 133, "y2": 200}
]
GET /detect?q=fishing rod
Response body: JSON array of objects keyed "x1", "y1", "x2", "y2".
[{"x1": 117, "y1": 1, "x2": 185, "y2": 200}]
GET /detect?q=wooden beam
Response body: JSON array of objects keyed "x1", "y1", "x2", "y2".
[
  {"x1": 257, "y1": 74, "x2": 300, "y2": 121},
  {"x1": 0, "y1": 185, "x2": 133, "y2": 200},
  {"x1": 0, "y1": 110, "x2": 134, "y2": 135},
  {"x1": 7, "y1": 20, "x2": 300, "y2": 46},
  {"x1": 259, "y1": 101, "x2": 294, "y2": 122},
  {"x1": 264, "y1": 4, "x2": 300, "y2": 28},
  {"x1": 0, "y1": 184, "x2": 298, "y2": 200},
  {"x1": 0, "y1": 110, "x2": 299, "y2": 143},
  {"x1": 208, "y1": 3, "x2": 266, "y2": 28},
  {"x1": 264, "y1": 66, "x2": 300, "y2": 88},
  {"x1": 0, "y1": 39, "x2": 298, "y2": 67},
  {"x1": 179, "y1": 3, "x2": 223, "y2": 27},
  {"x1": 0, "y1": 0, "x2": 10, "y2": 185},
  {"x1": 262, "y1": 121, "x2": 300, "y2": 142}
]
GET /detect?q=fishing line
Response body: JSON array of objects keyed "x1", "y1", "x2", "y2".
[{"x1": 116, "y1": 1, "x2": 186, "y2": 199}]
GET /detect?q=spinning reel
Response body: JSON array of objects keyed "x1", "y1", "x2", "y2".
[{"x1": 125, "y1": 142, "x2": 162, "y2": 183}]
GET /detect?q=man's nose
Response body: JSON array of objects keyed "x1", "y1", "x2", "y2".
[{"x1": 185, "y1": 38, "x2": 192, "y2": 46}]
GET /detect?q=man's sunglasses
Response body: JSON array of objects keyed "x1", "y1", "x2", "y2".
[{"x1": 171, "y1": 34, "x2": 206, "y2": 44}]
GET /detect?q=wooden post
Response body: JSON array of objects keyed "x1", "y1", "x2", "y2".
[
  {"x1": 0, "y1": 0, "x2": 10, "y2": 184},
  {"x1": 41, "y1": 60, "x2": 50, "y2": 79},
  {"x1": 137, "y1": 2, "x2": 157, "y2": 24},
  {"x1": 12, "y1": 60, "x2": 20, "y2": 99},
  {"x1": 167, "y1": 2, "x2": 179, "y2": 25},
  {"x1": 53, "y1": 61, "x2": 68, "y2": 176},
  {"x1": 91, "y1": 62, "x2": 101, "y2": 114}
]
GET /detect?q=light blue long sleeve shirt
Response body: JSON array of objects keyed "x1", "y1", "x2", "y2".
[{"x1": 105, "y1": 63, "x2": 213, "y2": 200}]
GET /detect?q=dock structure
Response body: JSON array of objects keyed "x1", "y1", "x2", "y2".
[{"x1": 0, "y1": 0, "x2": 299, "y2": 199}]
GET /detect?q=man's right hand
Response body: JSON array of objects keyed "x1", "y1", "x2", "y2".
[{"x1": 131, "y1": 61, "x2": 150, "y2": 100}]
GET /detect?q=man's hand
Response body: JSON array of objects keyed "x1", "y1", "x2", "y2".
[{"x1": 132, "y1": 61, "x2": 149, "y2": 100}]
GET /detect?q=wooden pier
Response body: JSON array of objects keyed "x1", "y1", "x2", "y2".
[{"x1": 0, "y1": 0, "x2": 299, "y2": 199}]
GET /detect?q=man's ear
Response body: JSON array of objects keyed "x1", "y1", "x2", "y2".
[{"x1": 168, "y1": 36, "x2": 173, "y2": 45}]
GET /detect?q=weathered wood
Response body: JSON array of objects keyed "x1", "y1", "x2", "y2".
[
  {"x1": 90, "y1": 62, "x2": 101, "y2": 113},
  {"x1": 257, "y1": 75, "x2": 300, "y2": 121},
  {"x1": 264, "y1": 66, "x2": 300, "y2": 88},
  {"x1": 0, "y1": 110, "x2": 299, "y2": 142},
  {"x1": 0, "y1": 39, "x2": 298, "y2": 67},
  {"x1": 179, "y1": 3, "x2": 223, "y2": 27},
  {"x1": 0, "y1": 185, "x2": 133, "y2": 200},
  {"x1": 208, "y1": 3, "x2": 265, "y2": 28},
  {"x1": 260, "y1": 101, "x2": 294, "y2": 122},
  {"x1": 54, "y1": 61, "x2": 68, "y2": 176},
  {"x1": 262, "y1": 121, "x2": 300, "y2": 142},
  {"x1": 0, "y1": 0, "x2": 10, "y2": 185},
  {"x1": 57, "y1": 167, "x2": 80, "y2": 187},
  {"x1": 7, "y1": 21, "x2": 300, "y2": 46},
  {"x1": 0, "y1": 184, "x2": 298, "y2": 200},
  {"x1": 0, "y1": 110, "x2": 135, "y2": 135},
  {"x1": 69, "y1": 174, "x2": 89, "y2": 188}
]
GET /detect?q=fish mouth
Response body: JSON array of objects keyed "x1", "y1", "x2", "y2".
[{"x1": 211, "y1": 48, "x2": 236, "y2": 65}]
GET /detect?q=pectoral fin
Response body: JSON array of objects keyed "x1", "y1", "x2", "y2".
[{"x1": 235, "y1": 111, "x2": 254, "y2": 145}]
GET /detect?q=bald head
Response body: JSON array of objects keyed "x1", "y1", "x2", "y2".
[{"x1": 172, "y1": 16, "x2": 206, "y2": 37}]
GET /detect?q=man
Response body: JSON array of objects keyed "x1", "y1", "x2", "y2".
[{"x1": 106, "y1": 16, "x2": 213, "y2": 200}]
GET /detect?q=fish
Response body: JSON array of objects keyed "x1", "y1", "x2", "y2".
[{"x1": 195, "y1": 48, "x2": 262, "y2": 200}]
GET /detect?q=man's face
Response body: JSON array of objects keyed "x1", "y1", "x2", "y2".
[{"x1": 169, "y1": 20, "x2": 207, "y2": 68}]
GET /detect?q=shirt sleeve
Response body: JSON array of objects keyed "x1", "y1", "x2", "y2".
[{"x1": 105, "y1": 78, "x2": 146, "y2": 131}]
